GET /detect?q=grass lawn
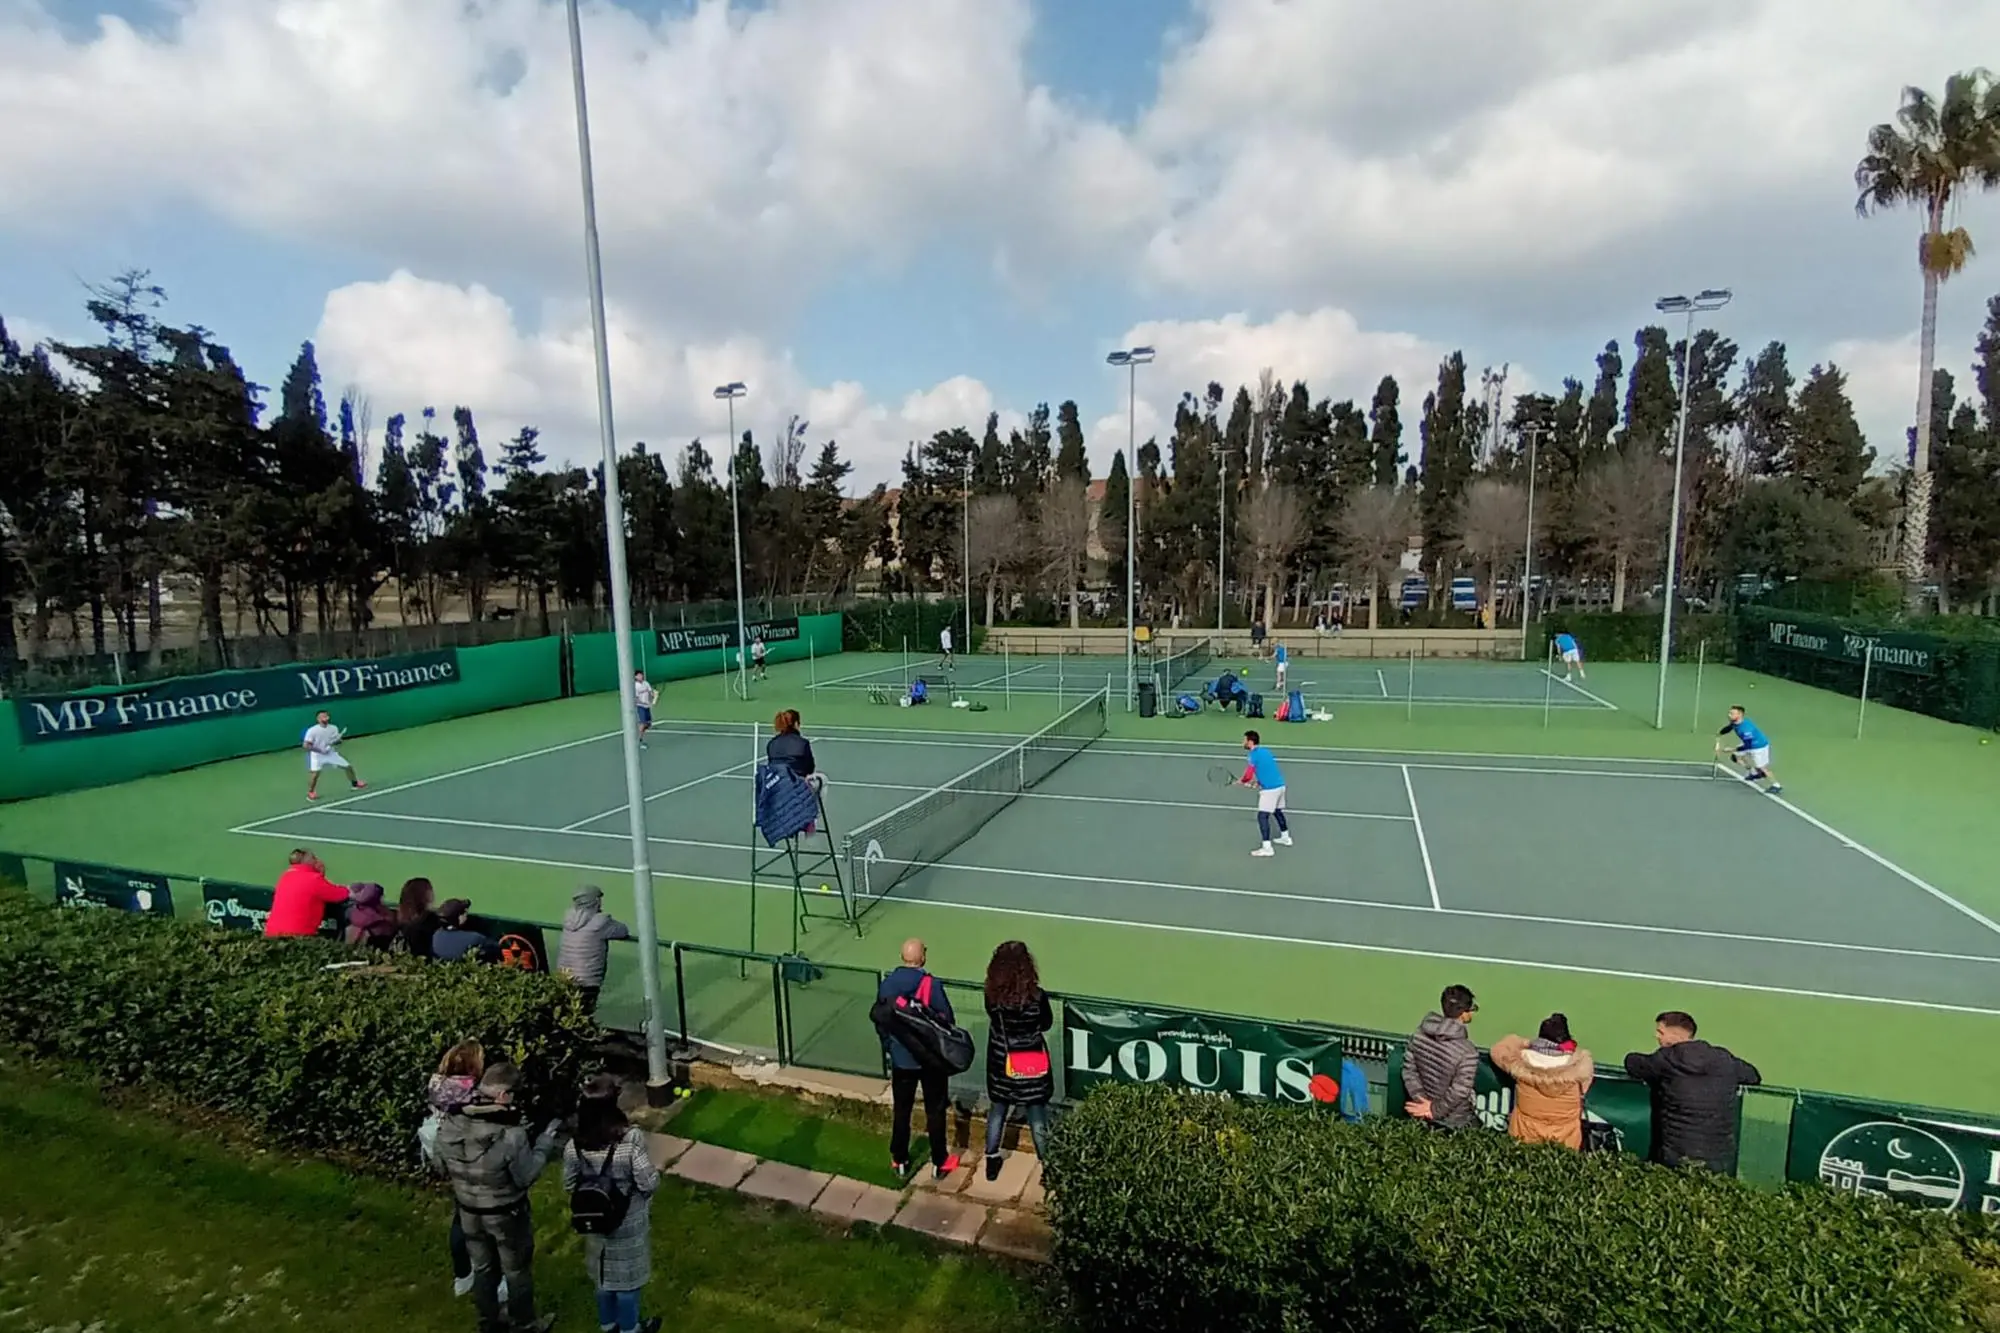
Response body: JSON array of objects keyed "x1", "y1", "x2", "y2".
[
  {"x1": 668, "y1": 1087, "x2": 915, "y2": 1190},
  {"x1": 0, "y1": 1058, "x2": 1062, "y2": 1333}
]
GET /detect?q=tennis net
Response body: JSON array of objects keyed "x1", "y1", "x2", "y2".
[
  {"x1": 842, "y1": 689, "x2": 1108, "y2": 914},
  {"x1": 1159, "y1": 636, "x2": 1215, "y2": 690}
]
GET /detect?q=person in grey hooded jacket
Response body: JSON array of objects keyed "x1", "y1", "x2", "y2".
[
  {"x1": 557, "y1": 885, "x2": 631, "y2": 1015},
  {"x1": 1401, "y1": 984, "x2": 1481, "y2": 1130},
  {"x1": 436, "y1": 1064, "x2": 561, "y2": 1333}
]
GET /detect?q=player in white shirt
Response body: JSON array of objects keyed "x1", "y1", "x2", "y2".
[
  {"x1": 751, "y1": 636, "x2": 769, "y2": 681},
  {"x1": 939, "y1": 624, "x2": 954, "y2": 671},
  {"x1": 303, "y1": 710, "x2": 365, "y2": 801},
  {"x1": 632, "y1": 670, "x2": 657, "y2": 748}
]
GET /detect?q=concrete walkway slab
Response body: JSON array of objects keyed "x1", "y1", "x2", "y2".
[
  {"x1": 891, "y1": 1192, "x2": 988, "y2": 1246},
  {"x1": 977, "y1": 1208, "x2": 1053, "y2": 1263},
  {"x1": 1017, "y1": 1160, "x2": 1046, "y2": 1212},
  {"x1": 738, "y1": 1160, "x2": 834, "y2": 1208},
  {"x1": 962, "y1": 1151, "x2": 1036, "y2": 1204},
  {"x1": 644, "y1": 1133, "x2": 692, "y2": 1170},
  {"x1": 811, "y1": 1175, "x2": 904, "y2": 1226},
  {"x1": 670, "y1": 1142, "x2": 757, "y2": 1190}
]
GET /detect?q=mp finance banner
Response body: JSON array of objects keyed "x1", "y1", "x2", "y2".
[
  {"x1": 655, "y1": 617, "x2": 801, "y2": 657},
  {"x1": 1763, "y1": 619, "x2": 1935, "y2": 677},
  {"x1": 1063, "y1": 1001, "x2": 1344, "y2": 1106},
  {"x1": 1788, "y1": 1094, "x2": 2000, "y2": 1215},
  {"x1": 54, "y1": 861, "x2": 176, "y2": 917},
  {"x1": 13, "y1": 649, "x2": 460, "y2": 744},
  {"x1": 1385, "y1": 1045, "x2": 1654, "y2": 1158}
]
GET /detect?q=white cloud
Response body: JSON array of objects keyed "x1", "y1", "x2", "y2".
[
  {"x1": 313, "y1": 271, "x2": 1002, "y2": 487},
  {"x1": 1089, "y1": 308, "x2": 1466, "y2": 465},
  {"x1": 1824, "y1": 333, "x2": 1918, "y2": 465}
]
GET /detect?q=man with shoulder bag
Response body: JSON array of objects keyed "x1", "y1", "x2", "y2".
[{"x1": 871, "y1": 938, "x2": 972, "y2": 1182}]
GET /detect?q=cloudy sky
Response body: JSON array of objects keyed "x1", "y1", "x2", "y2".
[{"x1": 4, "y1": 0, "x2": 1998, "y2": 488}]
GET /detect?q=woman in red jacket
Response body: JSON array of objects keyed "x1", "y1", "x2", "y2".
[{"x1": 265, "y1": 849, "x2": 348, "y2": 937}]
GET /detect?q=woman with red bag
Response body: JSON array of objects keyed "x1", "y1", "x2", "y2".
[{"x1": 982, "y1": 940, "x2": 1055, "y2": 1181}]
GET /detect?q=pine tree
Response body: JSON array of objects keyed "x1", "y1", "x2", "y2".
[
  {"x1": 1368, "y1": 375, "x2": 1404, "y2": 486},
  {"x1": 1788, "y1": 363, "x2": 1874, "y2": 504},
  {"x1": 1738, "y1": 341, "x2": 1795, "y2": 478},
  {"x1": 1622, "y1": 327, "x2": 1678, "y2": 452},
  {"x1": 1054, "y1": 400, "x2": 1088, "y2": 483},
  {"x1": 1419, "y1": 353, "x2": 1474, "y2": 592},
  {"x1": 1585, "y1": 341, "x2": 1623, "y2": 453}
]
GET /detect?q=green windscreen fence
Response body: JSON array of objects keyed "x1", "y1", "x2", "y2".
[
  {"x1": 570, "y1": 612, "x2": 843, "y2": 697},
  {"x1": 1735, "y1": 610, "x2": 2000, "y2": 730}
]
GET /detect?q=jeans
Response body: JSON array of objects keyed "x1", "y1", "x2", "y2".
[
  {"x1": 459, "y1": 1203, "x2": 539, "y2": 1333},
  {"x1": 889, "y1": 1066, "x2": 952, "y2": 1168},
  {"x1": 597, "y1": 1288, "x2": 642, "y2": 1330},
  {"x1": 984, "y1": 1100, "x2": 1049, "y2": 1158}
]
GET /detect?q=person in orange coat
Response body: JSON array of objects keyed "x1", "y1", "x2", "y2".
[
  {"x1": 265, "y1": 848, "x2": 349, "y2": 937},
  {"x1": 1489, "y1": 1014, "x2": 1594, "y2": 1149}
]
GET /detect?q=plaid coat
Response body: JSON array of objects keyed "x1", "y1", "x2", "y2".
[{"x1": 562, "y1": 1127, "x2": 660, "y2": 1292}]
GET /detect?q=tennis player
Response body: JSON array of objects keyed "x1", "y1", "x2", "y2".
[
  {"x1": 632, "y1": 669, "x2": 657, "y2": 748},
  {"x1": 1238, "y1": 730, "x2": 1293, "y2": 857},
  {"x1": 751, "y1": 636, "x2": 769, "y2": 681},
  {"x1": 1554, "y1": 631, "x2": 1585, "y2": 681},
  {"x1": 303, "y1": 711, "x2": 365, "y2": 801},
  {"x1": 1715, "y1": 706, "x2": 1781, "y2": 794},
  {"x1": 939, "y1": 624, "x2": 954, "y2": 670},
  {"x1": 1273, "y1": 641, "x2": 1290, "y2": 692}
]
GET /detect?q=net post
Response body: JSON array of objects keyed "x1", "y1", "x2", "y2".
[
  {"x1": 748, "y1": 720, "x2": 760, "y2": 954},
  {"x1": 1857, "y1": 638, "x2": 1875, "y2": 740},
  {"x1": 1005, "y1": 643, "x2": 1012, "y2": 711},
  {"x1": 1406, "y1": 646, "x2": 1415, "y2": 722},
  {"x1": 903, "y1": 636, "x2": 910, "y2": 689},
  {"x1": 1542, "y1": 637, "x2": 1554, "y2": 729},
  {"x1": 809, "y1": 637, "x2": 816, "y2": 689},
  {"x1": 1691, "y1": 640, "x2": 1706, "y2": 733}
]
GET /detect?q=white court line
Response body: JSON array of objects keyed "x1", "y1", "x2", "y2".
[
  {"x1": 558, "y1": 759, "x2": 757, "y2": 831},
  {"x1": 1753, "y1": 774, "x2": 2000, "y2": 940},
  {"x1": 238, "y1": 807, "x2": 2000, "y2": 968},
  {"x1": 1377, "y1": 668, "x2": 1389, "y2": 698},
  {"x1": 1402, "y1": 765, "x2": 1442, "y2": 911},
  {"x1": 227, "y1": 729, "x2": 620, "y2": 833},
  {"x1": 224, "y1": 821, "x2": 2000, "y2": 1016},
  {"x1": 704, "y1": 772, "x2": 1413, "y2": 823},
  {"x1": 1541, "y1": 668, "x2": 1620, "y2": 712}
]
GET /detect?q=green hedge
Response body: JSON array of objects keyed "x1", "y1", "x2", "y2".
[
  {"x1": 1043, "y1": 1084, "x2": 1996, "y2": 1333},
  {"x1": 1536, "y1": 611, "x2": 1733, "y2": 663},
  {"x1": 0, "y1": 888, "x2": 594, "y2": 1173}
]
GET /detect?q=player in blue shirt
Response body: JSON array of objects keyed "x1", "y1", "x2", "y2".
[
  {"x1": 1273, "y1": 641, "x2": 1290, "y2": 692},
  {"x1": 1553, "y1": 631, "x2": 1585, "y2": 681},
  {"x1": 1236, "y1": 730, "x2": 1293, "y2": 857},
  {"x1": 1715, "y1": 705, "x2": 1781, "y2": 794}
]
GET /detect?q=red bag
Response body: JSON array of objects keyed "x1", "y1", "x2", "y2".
[{"x1": 1005, "y1": 1049, "x2": 1051, "y2": 1079}]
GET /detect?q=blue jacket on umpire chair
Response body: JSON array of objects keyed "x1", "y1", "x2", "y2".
[{"x1": 754, "y1": 762, "x2": 820, "y2": 845}]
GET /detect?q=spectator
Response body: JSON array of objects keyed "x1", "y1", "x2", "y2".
[
  {"x1": 982, "y1": 941, "x2": 1054, "y2": 1181},
  {"x1": 875, "y1": 937, "x2": 960, "y2": 1181},
  {"x1": 1401, "y1": 984, "x2": 1481, "y2": 1130},
  {"x1": 398, "y1": 877, "x2": 443, "y2": 958},
  {"x1": 343, "y1": 882, "x2": 398, "y2": 950},
  {"x1": 264, "y1": 849, "x2": 347, "y2": 938},
  {"x1": 1489, "y1": 1014, "x2": 1594, "y2": 1150},
  {"x1": 417, "y1": 1040, "x2": 504, "y2": 1304},
  {"x1": 432, "y1": 899, "x2": 499, "y2": 964},
  {"x1": 1624, "y1": 1011, "x2": 1761, "y2": 1172},
  {"x1": 1250, "y1": 618, "x2": 1267, "y2": 655},
  {"x1": 436, "y1": 1063, "x2": 560, "y2": 1333},
  {"x1": 557, "y1": 885, "x2": 630, "y2": 1015},
  {"x1": 563, "y1": 1074, "x2": 663, "y2": 1333}
]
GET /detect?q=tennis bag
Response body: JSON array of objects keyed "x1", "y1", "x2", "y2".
[
  {"x1": 1176, "y1": 693, "x2": 1202, "y2": 714},
  {"x1": 1247, "y1": 692, "x2": 1264, "y2": 718},
  {"x1": 1285, "y1": 688, "x2": 1307, "y2": 722},
  {"x1": 870, "y1": 974, "x2": 975, "y2": 1074}
]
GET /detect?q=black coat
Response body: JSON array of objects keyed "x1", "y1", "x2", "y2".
[
  {"x1": 1623, "y1": 1039, "x2": 1761, "y2": 1170},
  {"x1": 984, "y1": 990, "x2": 1054, "y2": 1106},
  {"x1": 765, "y1": 731, "x2": 816, "y2": 778}
]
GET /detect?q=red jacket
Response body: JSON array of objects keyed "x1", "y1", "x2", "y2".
[{"x1": 265, "y1": 863, "x2": 348, "y2": 937}]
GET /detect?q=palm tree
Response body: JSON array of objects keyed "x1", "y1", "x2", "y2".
[{"x1": 1854, "y1": 70, "x2": 2000, "y2": 593}]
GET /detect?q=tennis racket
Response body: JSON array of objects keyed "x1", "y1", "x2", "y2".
[{"x1": 1206, "y1": 763, "x2": 1242, "y2": 788}]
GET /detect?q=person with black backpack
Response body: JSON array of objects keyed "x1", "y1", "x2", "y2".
[{"x1": 563, "y1": 1074, "x2": 662, "y2": 1333}]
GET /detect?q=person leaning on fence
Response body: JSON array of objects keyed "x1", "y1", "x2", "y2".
[
  {"x1": 265, "y1": 848, "x2": 348, "y2": 938},
  {"x1": 557, "y1": 885, "x2": 631, "y2": 1016},
  {"x1": 981, "y1": 940, "x2": 1055, "y2": 1181},
  {"x1": 874, "y1": 938, "x2": 961, "y2": 1182},
  {"x1": 436, "y1": 1063, "x2": 561, "y2": 1333},
  {"x1": 1402, "y1": 984, "x2": 1481, "y2": 1130},
  {"x1": 563, "y1": 1074, "x2": 662, "y2": 1333},
  {"x1": 1624, "y1": 1011, "x2": 1761, "y2": 1172},
  {"x1": 1489, "y1": 1014, "x2": 1594, "y2": 1150}
]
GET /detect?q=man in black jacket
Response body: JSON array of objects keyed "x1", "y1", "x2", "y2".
[
  {"x1": 1623, "y1": 1011, "x2": 1761, "y2": 1171},
  {"x1": 1402, "y1": 984, "x2": 1481, "y2": 1130}
]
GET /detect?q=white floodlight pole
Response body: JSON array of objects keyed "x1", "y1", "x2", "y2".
[
  {"x1": 1107, "y1": 346, "x2": 1154, "y2": 704},
  {"x1": 714, "y1": 382, "x2": 750, "y2": 698},
  {"x1": 1652, "y1": 288, "x2": 1732, "y2": 729}
]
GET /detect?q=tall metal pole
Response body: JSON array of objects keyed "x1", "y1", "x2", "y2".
[
  {"x1": 1652, "y1": 289, "x2": 1731, "y2": 730},
  {"x1": 1108, "y1": 347, "x2": 1153, "y2": 704},
  {"x1": 1218, "y1": 435, "x2": 1226, "y2": 636},
  {"x1": 1520, "y1": 425, "x2": 1539, "y2": 660},
  {"x1": 563, "y1": 0, "x2": 667, "y2": 1089},
  {"x1": 963, "y1": 454, "x2": 972, "y2": 651},
  {"x1": 715, "y1": 383, "x2": 750, "y2": 698}
]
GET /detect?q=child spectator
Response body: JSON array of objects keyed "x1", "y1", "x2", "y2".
[
  {"x1": 436, "y1": 1064, "x2": 560, "y2": 1333},
  {"x1": 563, "y1": 1074, "x2": 662, "y2": 1333},
  {"x1": 417, "y1": 1040, "x2": 504, "y2": 1304},
  {"x1": 343, "y1": 882, "x2": 398, "y2": 950}
]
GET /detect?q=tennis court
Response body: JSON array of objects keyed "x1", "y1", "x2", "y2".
[
  {"x1": 228, "y1": 695, "x2": 2000, "y2": 1016},
  {"x1": 808, "y1": 642, "x2": 1619, "y2": 712}
]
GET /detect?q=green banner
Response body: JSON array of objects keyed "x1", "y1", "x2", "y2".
[
  {"x1": 654, "y1": 617, "x2": 801, "y2": 658},
  {"x1": 14, "y1": 649, "x2": 461, "y2": 744},
  {"x1": 0, "y1": 853, "x2": 23, "y2": 886},
  {"x1": 1787, "y1": 1094, "x2": 2000, "y2": 1215},
  {"x1": 1385, "y1": 1046, "x2": 1653, "y2": 1157},
  {"x1": 200, "y1": 880, "x2": 340, "y2": 937},
  {"x1": 1761, "y1": 619, "x2": 1935, "y2": 676},
  {"x1": 1063, "y1": 1001, "x2": 1343, "y2": 1106},
  {"x1": 53, "y1": 861, "x2": 175, "y2": 917}
]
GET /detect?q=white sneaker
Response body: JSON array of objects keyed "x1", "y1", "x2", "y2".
[
  {"x1": 453, "y1": 1276, "x2": 474, "y2": 1298},
  {"x1": 1251, "y1": 845, "x2": 1274, "y2": 858},
  {"x1": 498, "y1": 1278, "x2": 509, "y2": 1304},
  {"x1": 1276, "y1": 832, "x2": 1294, "y2": 847}
]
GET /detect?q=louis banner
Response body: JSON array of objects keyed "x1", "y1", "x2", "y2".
[{"x1": 1063, "y1": 1000, "x2": 1345, "y2": 1106}]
